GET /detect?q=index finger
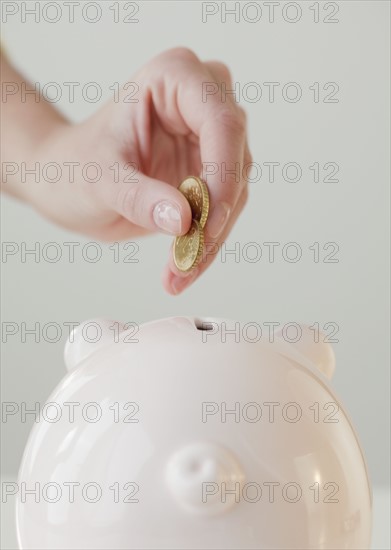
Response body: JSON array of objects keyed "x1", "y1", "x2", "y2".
[
  {"x1": 177, "y1": 67, "x2": 247, "y2": 239},
  {"x1": 148, "y1": 49, "x2": 247, "y2": 238}
]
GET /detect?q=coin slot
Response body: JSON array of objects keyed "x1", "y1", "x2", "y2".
[{"x1": 194, "y1": 318, "x2": 214, "y2": 331}]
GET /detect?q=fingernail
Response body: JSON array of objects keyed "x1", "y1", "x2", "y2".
[
  {"x1": 171, "y1": 269, "x2": 199, "y2": 295},
  {"x1": 153, "y1": 201, "x2": 182, "y2": 234},
  {"x1": 207, "y1": 202, "x2": 231, "y2": 239}
]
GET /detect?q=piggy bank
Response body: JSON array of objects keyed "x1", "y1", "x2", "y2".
[{"x1": 16, "y1": 317, "x2": 372, "y2": 549}]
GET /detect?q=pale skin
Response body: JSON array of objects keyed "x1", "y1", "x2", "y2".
[{"x1": 1, "y1": 47, "x2": 251, "y2": 294}]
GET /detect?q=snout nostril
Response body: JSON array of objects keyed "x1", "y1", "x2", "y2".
[{"x1": 194, "y1": 318, "x2": 214, "y2": 331}]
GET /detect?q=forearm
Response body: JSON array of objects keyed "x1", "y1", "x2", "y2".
[{"x1": 1, "y1": 51, "x2": 69, "y2": 198}]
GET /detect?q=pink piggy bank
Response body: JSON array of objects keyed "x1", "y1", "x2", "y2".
[{"x1": 16, "y1": 316, "x2": 372, "y2": 549}]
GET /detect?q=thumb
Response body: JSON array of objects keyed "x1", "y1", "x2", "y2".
[{"x1": 110, "y1": 174, "x2": 192, "y2": 235}]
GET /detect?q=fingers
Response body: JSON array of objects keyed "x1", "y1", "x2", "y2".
[
  {"x1": 151, "y1": 50, "x2": 251, "y2": 293},
  {"x1": 200, "y1": 62, "x2": 247, "y2": 240},
  {"x1": 109, "y1": 174, "x2": 192, "y2": 236},
  {"x1": 165, "y1": 52, "x2": 247, "y2": 234},
  {"x1": 200, "y1": 108, "x2": 246, "y2": 238},
  {"x1": 145, "y1": 52, "x2": 248, "y2": 220},
  {"x1": 114, "y1": 48, "x2": 251, "y2": 291},
  {"x1": 162, "y1": 184, "x2": 249, "y2": 295}
]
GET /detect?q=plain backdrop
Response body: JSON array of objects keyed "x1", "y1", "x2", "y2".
[{"x1": 1, "y1": 0, "x2": 389, "y2": 510}]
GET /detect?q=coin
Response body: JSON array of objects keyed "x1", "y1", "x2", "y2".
[
  {"x1": 178, "y1": 176, "x2": 209, "y2": 229},
  {"x1": 173, "y1": 219, "x2": 204, "y2": 272}
]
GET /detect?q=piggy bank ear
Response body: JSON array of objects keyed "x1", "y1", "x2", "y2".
[
  {"x1": 64, "y1": 319, "x2": 125, "y2": 371},
  {"x1": 278, "y1": 324, "x2": 336, "y2": 379}
]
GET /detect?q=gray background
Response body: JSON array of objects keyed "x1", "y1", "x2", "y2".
[{"x1": 1, "y1": 0, "x2": 389, "y2": 499}]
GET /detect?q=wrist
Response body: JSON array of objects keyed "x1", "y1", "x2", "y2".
[{"x1": 2, "y1": 120, "x2": 71, "y2": 203}]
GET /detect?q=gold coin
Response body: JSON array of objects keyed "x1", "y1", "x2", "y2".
[
  {"x1": 173, "y1": 219, "x2": 204, "y2": 272},
  {"x1": 178, "y1": 176, "x2": 209, "y2": 229}
]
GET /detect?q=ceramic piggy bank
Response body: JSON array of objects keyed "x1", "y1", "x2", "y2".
[{"x1": 16, "y1": 317, "x2": 372, "y2": 549}]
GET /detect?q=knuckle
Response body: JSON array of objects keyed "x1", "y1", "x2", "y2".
[
  {"x1": 214, "y1": 61, "x2": 232, "y2": 82},
  {"x1": 241, "y1": 146, "x2": 253, "y2": 186},
  {"x1": 166, "y1": 47, "x2": 199, "y2": 64},
  {"x1": 238, "y1": 105, "x2": 247, "y2": 123},
  {"x1": 220, "y1": 171, "x2": 242, "y2": 198},
  {"x1": 215, "y1": 108, "x2": 246, "y2": 135},
  {"x1": 245, "y1": 149, "x2": 253, "y2": 168},
  {"x1": 116, "y1": 182, "x2": 143, "y2": 221}
]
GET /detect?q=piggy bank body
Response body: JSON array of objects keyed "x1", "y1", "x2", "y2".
[{"x1": 16, "y1": 317, "x2": 371, "y2": 549}]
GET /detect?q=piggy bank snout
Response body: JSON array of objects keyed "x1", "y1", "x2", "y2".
[{"x1": 165, "y1": 442, "x2": 245, "y2": 515}]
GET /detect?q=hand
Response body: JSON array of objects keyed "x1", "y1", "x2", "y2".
[{"x1": 2, "y1": 48, "x2": 252, "y2": 294}]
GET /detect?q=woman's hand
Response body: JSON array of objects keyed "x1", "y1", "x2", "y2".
[{"x1": 1, "y1": 47, "x2": 251, "y2": 294}]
